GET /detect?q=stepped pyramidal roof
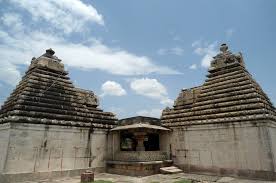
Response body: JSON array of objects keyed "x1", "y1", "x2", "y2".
[
  {"x1": 0, "y1": 49, "x2": 117, "y2": 128},
  {"x1": 161, "y1": 43, "x2": 276, "y2": 127}
]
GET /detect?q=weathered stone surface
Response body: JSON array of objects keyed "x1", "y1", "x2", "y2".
[
  {"x1": 161, "y1": 44, "x2": 276, "y2": 180},
  {"x1": 162, "y1": 44, "x2": 275, "y2": 126},
  {"x1": 0, "y1": 49, "x2": 117, "y2": 182},
  {"x1": 0, "y1": 49, "x2": 117, "y2": 128},
  {"x1": 0, "y1": 123, "x2": 108, "y2": 175}
]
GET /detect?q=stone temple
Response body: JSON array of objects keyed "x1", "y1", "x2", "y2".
[{"x1": 0, "y1": 44, "x2": 276, "y2": 182}]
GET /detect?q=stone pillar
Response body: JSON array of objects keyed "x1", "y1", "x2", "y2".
[{"x1": 134, "y1": 132, "x2": 147, "y2": 151}]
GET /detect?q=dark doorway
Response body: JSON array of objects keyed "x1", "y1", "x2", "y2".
[
  {"x1": 120, "y1": 132, "x2": 137, "y2": 151},
  {"x1": 144, "y1": 133, "x2": 159, "y2": 151}
]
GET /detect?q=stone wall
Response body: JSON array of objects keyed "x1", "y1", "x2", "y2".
[
  {"x1": 0, "y1": 123, "x2": 10, "y2": 172},
  {"x1": 0, "y1": 122, "x2": 110, "y2": 181},
  {"x1": 167, "y1": 122, "x2": 276, "y2": 180},
  {"x1": 268, "y1": 125, "x2": 276, "y2": 171},
  {"x1": 160, "y1": 131, "x2": 171, "y2": 153}
]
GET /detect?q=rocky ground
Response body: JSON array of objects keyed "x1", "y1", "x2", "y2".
[{"x1": 20, "y1": 172, "x2": 276, "y2": 183}]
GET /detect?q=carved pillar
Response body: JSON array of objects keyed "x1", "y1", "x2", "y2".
[{"x1": 134, "y1": 132, "x2": 147, "y2": 151}]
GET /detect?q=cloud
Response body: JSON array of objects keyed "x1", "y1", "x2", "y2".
[
  {"x1": 0, "y1": 62, "x2": 21, "y2": 86},
  {"x1": 201, "y1": 54, "x2": 214, "y2": 68},
  {"x1": 192, "y1": 41, "x2": 218, "y2": 68},
  {"x1": 0, "y1": 0, "x2": 180, "y2": 86},
  {"x1": 0, "y1": 29, "x2": 179, "y2": 85},
  {"x1": 130, "y1": 78, "x2": 173, "y2": 106},
  {"x1": 136, "y1": 108, "x2": 162, "y2": 118},
  {"x1": 189, "y1": 64, "x2": 197, "y2": 70},
  {"x1": 101, "y1": 81, "x2": 126, "y2": 97},
  {"x1": 9, "y1": 0, "x2": 104, "y2": 34},
  {"x1": 157, "y1": 47, "x2": 184, "y2": 56},
  {"x1": 1, "y1": 13, "x2": 23, "y2": 32}
]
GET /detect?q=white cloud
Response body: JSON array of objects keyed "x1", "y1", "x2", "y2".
[
  {"x1": 0, "y1": 29, "x2": 179, "y2": 85},
  {"x1": 9, "y1": 0, "x2": 104, "y2": 34},
  {"x1": 130, "y1": 78, "x2": 173, "y2": 106},
  {"x1": 61, "y1": 41, "x2": 179, "y2": 75},
  {"x1": 189, "y1": 64, "x2": 197, "y2": 70},
  {"x1": 192, "y1": 41, "x2": 218, "y2": 68},
  {"x1": 0, "y1": 0, "x2": 180, "y2": 86},
  {"x1": 1, "y1": 13, "x2": 23, "y2": 32},
  {"x1": 101, "y1": 81, "x2": 126, "y2": 97},
  {"x1": 0, "y1": 63, "x2": 21, "y2": 86},
  {"x1": 136, "y1": 108, "x2": 162, "y2": 118},
  {"x1": 157, "y1": 47, "x2": 184, "y2": 56},
  {"x1": 201, "y1": 54, "x2": 214, "y2": 68}
]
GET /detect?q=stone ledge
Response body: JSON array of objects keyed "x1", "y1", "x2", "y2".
[{"x1": 106, "y1": 160, "x2": 165, "y2": 165}]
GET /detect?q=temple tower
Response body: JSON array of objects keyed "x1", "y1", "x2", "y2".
[
  {"x1": 161, "y1": 44, "x2": 276, "y2": 180},
  {"x1": 0, "y1": 49, "x2": 117, "y2": 182}
]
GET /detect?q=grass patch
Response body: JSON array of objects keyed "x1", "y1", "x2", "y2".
[
  {"x1": 173, "y1": 179, "x2": 192, "y2": 183},
  {"x1": 91, "y1": 180, "x2": 113, "y2": 183}
]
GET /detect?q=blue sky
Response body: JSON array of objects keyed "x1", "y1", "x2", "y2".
[{"x1": 0, "y1": 0, "x2": 275, "y2": 118}]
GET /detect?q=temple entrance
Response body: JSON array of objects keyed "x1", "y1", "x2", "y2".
[
  {"x1": 120, "y1": 132, "x2": 137, "y2": 151},
  {"x1": 108, "y1": 116, "x2": 172, "y2": 176},
  {"x1": 120, "y1": 132, "x2": 160, "y2": 151},
  {"x1": 144, "y1": 133, "x2": 159, "y2": 151}
]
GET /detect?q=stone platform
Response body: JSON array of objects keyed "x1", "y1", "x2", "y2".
[
  {"x1": 107, "y1": 150, "x2": 172, "y2": 176},
  {"x1": 106, "y1": 160, "x2": 173, "y2": 176}
]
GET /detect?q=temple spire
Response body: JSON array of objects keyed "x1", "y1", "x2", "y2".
[
  {"x1": 45, "y1": 48, "x2": 55, "y2": 57},
  {"x1": 219, "y1": 43, "x2": 228, "y2": 53},
  {"x1": 210, "y1": 43, "x2": 244, "y2": 70}
]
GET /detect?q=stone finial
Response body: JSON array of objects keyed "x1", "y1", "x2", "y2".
[
  {"x1": 42, "y1": 48, "x2": 62, "y2": 63},
  {"x1": 29, "y1": 48, "x2": 64, "y2": 71},
  {"x1": 42, "y1": 48, "x2": 56, "y2": 59},
  {"x1": 46, "y1": 48, "x2": 55, "y2": 56},
  {"x1": 210, "y1": 43, "x2": 245, "y2": 70},
  {"x1": 220, "y1": 43, "x2": 228, "y2": 53}
]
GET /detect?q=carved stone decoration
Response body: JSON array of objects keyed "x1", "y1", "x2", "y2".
[
  {"x1": 76, "y1": 88, "x2": 99, "y2": 107},
  {"x1": 29, "y1": 49, "x2": 64, "y2": 72},
  {"x1": 210, "y1": 43, "x2": 245, "y2": 70},
  {"x1": 84, "y1": 91, "x2": 99, "y2": 107},
  {"x1": 42, "y1": 48, "x2": 61, "y2": 62},
  {"x1": 174, "y1": 86, "x2": 202, "y2": 107}
]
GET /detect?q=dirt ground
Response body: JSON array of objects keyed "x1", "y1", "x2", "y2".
[{"x1": 18, "y1": 172, "x2": 276, "y2": 183}]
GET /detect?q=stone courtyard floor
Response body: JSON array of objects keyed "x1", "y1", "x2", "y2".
[{"x1": 19, "y1": 173, "x2": 276, "y2": 183}]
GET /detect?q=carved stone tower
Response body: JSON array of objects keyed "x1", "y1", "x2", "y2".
[{"x1": 161, "y1": 44, "x2": 276, "y2": 180}]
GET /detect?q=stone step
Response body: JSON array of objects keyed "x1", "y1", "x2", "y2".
[{"x1": 160, "y1": 166, "x2": 183, "y2": 174}]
